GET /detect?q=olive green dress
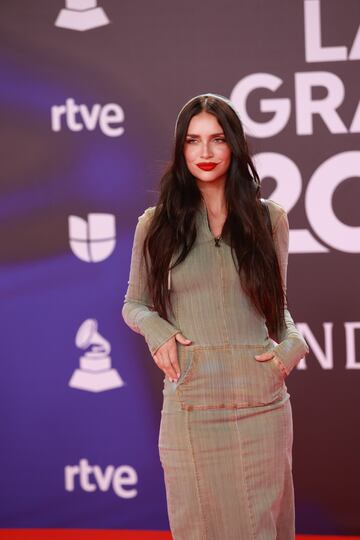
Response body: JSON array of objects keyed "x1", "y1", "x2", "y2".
[{"x1": 122, "y1": 198, "x2": 310, "y2": 540}]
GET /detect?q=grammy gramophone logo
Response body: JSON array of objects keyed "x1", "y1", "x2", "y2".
[
  {"x1": 69, "y1": 319, "x2": 124, "y2": 393},
  {"x1": 55, "y1": 0, "x2": 110, "y2": 32}
]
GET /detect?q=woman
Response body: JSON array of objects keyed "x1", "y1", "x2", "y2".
[{"x1": 122, "y1": 93, "x2": 310, "y2": 540}]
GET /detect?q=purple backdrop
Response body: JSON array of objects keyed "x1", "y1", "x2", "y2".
[{"x1": 0, "y1": 0, "x2": 359, "y2": 535}]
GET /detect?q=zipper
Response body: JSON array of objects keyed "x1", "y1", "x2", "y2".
[
  {"x1": 205, "y1": 207, "x2": 223, "y2": 247},
  {"x1": 204, "y1": 205, "x2": 229, "y2": 342}
]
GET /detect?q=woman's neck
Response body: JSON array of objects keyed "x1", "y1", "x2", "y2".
[
  {"x1": 201, "y1": 195, "x2": 227, "y2": 218},
  {"x1": 197, "y1": 177, "x2": 227, "y2": 217}
]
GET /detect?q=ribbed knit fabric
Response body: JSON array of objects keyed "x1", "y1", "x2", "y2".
[{"x1": 122, "y1": 198, "x2": 310, "y2": 540}]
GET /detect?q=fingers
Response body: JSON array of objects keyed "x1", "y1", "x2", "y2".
[
  {"x1": 164, "y1": 349, "x2": 179, "y2": 381},
  {"x1": 153, "y1": 344, "x2": 180, "y2": 382},
  {"x1": 254, "y1": 351, "x2": 287, "y2": 378},
  {"x1": 254, "y1": 351, "x2": 275, "y2": 362},
  {"x1": 152, "y1": 333, "x2": 193, "y2": 382},
  {"x1": 175, "y1": 332, "x2": 192, "y2": 345},
  {"x1": 169, "y1": 350, "x2": 180, "y2": 382}
]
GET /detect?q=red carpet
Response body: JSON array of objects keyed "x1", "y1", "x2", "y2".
[{"x1": 0, "y1": 532, "x2": 359, "y2": 539}]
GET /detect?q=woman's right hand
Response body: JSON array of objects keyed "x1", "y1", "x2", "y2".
[{"x1": 152, "y1": 332, "x2": 192, "y2": 382}]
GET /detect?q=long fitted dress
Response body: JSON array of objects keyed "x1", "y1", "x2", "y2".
[{"x1": 122, "y1": 198, "x2": 310, "y2": 540}]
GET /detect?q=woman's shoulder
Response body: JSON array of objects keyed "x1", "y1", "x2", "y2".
[
  {"x1": 132, "y1": 206, "x2": 157, "y2": 241},
  {"x1": 137, "y1": 205, "x2": 156, "y2": 222},
  {"x1": 260, "y1": 198, "x2": 287, "y2": 230}
]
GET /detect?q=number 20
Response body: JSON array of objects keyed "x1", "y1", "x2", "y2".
[{"x1": 255, "y1": 150, "x2": 360, "y2": 253}]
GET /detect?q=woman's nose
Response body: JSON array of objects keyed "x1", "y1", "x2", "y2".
[{"x1": 200, "y1": 142, "x2": 213, "y2": 158}]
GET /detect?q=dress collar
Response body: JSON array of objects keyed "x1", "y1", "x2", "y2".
[{"x1": 196, "y1": 199, "x2": 230, "y2": 245}]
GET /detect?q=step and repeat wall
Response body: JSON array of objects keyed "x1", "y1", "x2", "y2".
[{"x1": 1, "y1": 0, "x2": 359, "y2": 536}]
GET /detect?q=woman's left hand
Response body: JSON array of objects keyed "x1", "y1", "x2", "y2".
[
  {"x1": 254, "y1": 351, "x2": 287, "y2": 378},
  {"x1": 254, "y1": 351, "x2": 276, "y2": 362}
]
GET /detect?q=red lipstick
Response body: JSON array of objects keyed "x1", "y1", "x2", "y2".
[{"x1": 196, "y1": 162, "x2": 218, "y2": 171}]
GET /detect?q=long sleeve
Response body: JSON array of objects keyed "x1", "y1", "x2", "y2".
[
  {"x1": 270, "y1": 209, "x2": 310, "y2": 376},
  {"x1": 121, "y1": 207, "x2": 181, "y2": 356}
]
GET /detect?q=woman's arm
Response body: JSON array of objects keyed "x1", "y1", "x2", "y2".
[
  {"x1": 121, "y1": 207, "x2": 180, "y2": 356},
  {"x1": 270, "y1": 209, "x2": 310, "y2": 376}
]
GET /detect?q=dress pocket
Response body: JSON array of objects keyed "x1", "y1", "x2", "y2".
[
  {"x1": 175, "y1": 344, "x2": 286, "y2": 410},
  {"x1": 175, "y1": 343, "x2": 197, "y2": 385},
  {"x1": 267, "y1": 355, "x2": 287, "y2": 381}
]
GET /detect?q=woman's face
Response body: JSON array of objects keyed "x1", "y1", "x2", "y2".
[{"x1": 183, "y1": 111, "x2": 232, "y2": 185}]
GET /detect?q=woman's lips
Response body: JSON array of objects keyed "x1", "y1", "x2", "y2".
[{"x1": 196, "y1": 163, "x2": 218, "y2": 171}]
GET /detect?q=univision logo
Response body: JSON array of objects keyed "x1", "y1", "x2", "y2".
[
  {"x1": 68, "y1": 213, "x2": 116, "y2": 263},
  {"x1": 55, "y1": 0, "x2": 110, "y2": 32}
]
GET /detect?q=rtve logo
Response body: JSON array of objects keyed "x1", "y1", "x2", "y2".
[
  {"x1": 65, "y1": 459, "x2": 138, "y2": 498},
  {"x1": 68, "y1": 213, "x2": 116, "y2": 262},
  {"x1": 51, "y1": 98, "x2": 125, "y2": 137}
]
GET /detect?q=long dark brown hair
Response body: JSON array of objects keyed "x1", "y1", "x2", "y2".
[{"x1": 143, "y1": 93, "x2": 286, "y2": 340}]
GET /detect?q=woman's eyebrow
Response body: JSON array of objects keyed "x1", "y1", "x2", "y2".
[{"x1": 186, "y1": 132, "x2": 225, "y2": 137}]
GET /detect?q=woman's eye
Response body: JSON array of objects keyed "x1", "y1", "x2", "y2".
[{"x1": 185, "y1": 138, "x2": 226, "y2": 144}]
